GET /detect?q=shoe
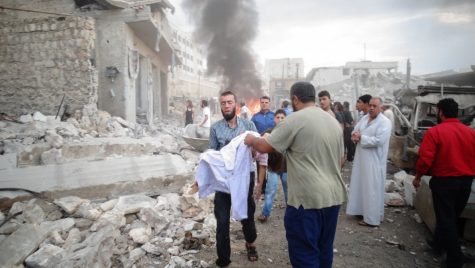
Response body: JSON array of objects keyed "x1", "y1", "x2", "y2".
[
  {"x1": 257, "y1": 215, "x2": 268, "y2": 223},
  {"x1": 357, "y1": 220, "x2": 378, "y2": 227},
  {"x1": 425, "y1": 238, "x2": 444, "y2": 257}
]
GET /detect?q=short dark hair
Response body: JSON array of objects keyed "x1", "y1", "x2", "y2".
[
  {"x1": 318, "y1": 90, "x2": 331, "y2": 99},
  {"x1": 437, "y1": 98, "x2": 458, "y2": 118},
  {"x1": 220, "y1": 90, "x2": 237, "y2": 101},
  {"x1": 274, "y1": 109, "x2": 286, "y2": 117},
  {"x1": 260, "y1": 96, "x2": 270, "y2": 101},
  {"x1": 201, "y1": 99, "x2": 208, "y2": 106},
  {"x1": 358, "y1": 94, "x2": 372, "y2": 104},
  {"x1": 290, "y1": 82, "x2": 315, "y2": 103},
  {"x1": 343, "y1": 101, "x2": 350, "y2": 109},
  {"x1": 282, "y1": 100, "x2": 289, "y2": 108},
  {"x1": 240, "y1": 101, "x2": 246, "y2": 106}
]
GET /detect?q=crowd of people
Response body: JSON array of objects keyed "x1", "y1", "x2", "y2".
[{"x1": 186, "y1": 82, "x2": 474, "y2": 268}]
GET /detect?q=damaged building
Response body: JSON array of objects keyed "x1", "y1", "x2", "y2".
[{"x1": 0, "y1": 0, "x2": 179, "y2": 125}]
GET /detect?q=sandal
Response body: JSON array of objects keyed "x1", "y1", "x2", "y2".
[
  {"x1": 358, "y1": 220, "x2": 378, "y2": 228},
  {"x1": 257, "y1": 214, "x2": 268, "y2": 223},
  {"x1": 246, "y1": 243, "x2": 258, "y2": 262}
]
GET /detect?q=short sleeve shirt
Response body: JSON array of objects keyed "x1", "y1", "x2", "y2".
[
  {"x1": 266, "y1": 106, "x2": 347, "y2": 209},
  {"x1": 202, "y1": 107, "x2": 211, "y2": 127}
]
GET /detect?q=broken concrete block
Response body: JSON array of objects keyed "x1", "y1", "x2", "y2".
[
  {"x1": 0, "y1": 221, "x2": 20, "y2": 235},
  {"x1": 393, "y1": 170, "x2": 408, "y2": 186},
  {"x1": 53, "y1": 196, "x2": 86, "y2": 214},
  {"x1": 32, "y1": 111, "x2": 47, "y2": 122},
  {"x1": 0, "y1": 211, "x2": 4, "y2": 222},
  {"x1": 63, "y1": 228, "x2": 82, "y2": 248},
  {"x1": 25, "y1": 244, "x2": 65, "y2": 268},
  {"x1": 169, "y1": 256, "x2": 187, "y2": 267},
  {"x1": 113, "y1": 116, "x2": 136, "y2": 130},
  {"x1": 90, "y1": 209, "x2": 125, "y2": 231},
  {"x1": 138, "y1": 207, "x2": 170, "y2": 234},
  {"x1": 160, "y1": 193, "x2": 181, "y2": 213},
  {"x1": 129, "y1": 226, "x2": 152, "y2": 244},
  {"x1": 141, "y1": 242, "x2": 166, "y2": 256},
  {"x1": 167, "y1": 245, "x2": 180, "y2": 256},
  {"x1": 23, "y1": 204, "x2": 46, "y2": 224},
  {"x1": 0, "y1": 224, "x2": 48, "y2": 266},
  {"x1": 129, "y1": 248, "x2": 146, "y2": 263},
  {"x1": 45, "y1": 130, "x2": 63, "y2": 149},
  {"x1": 19, "y1": 114, "x2": 33, "y2": 123},
  {"x1": 40, "y1": 218, "x2": 75, "y2": 234},
  {"x1": 385, "y1": 180, "x2": 400, "y2": 193},
  {"x1": 404, "y1": 175, "x2": 417, "y2": 206},
  {"x1": 114, "y1": 194, "x2": 157, "y2": 215},
  {"x1": 99, "y1": 199, "x2": 118, "y2": 212},
  {"x1": 41, "y1": 148, "x2": 64, "y2": 165},
  {"x1": 385, "y1": 192, "x2": 405, "y2": 207},
  {"x1": 50, "y1": 230, "x2": 65, "y2": 245},
  {"x1": 74, "y1": 218, "x2": 93, "y2": 230},
  {"x1": 57, "y1": 225, "x2": 118, "y2": 268},
  {"x1": 74, "y1": 202, "x2": 102, "y2": 221},
  {"x1": 9, "y1": 201, "x2": 27, "y2": 216},
  {"x1": 56, "y1": 122, "x2": 80, "y2": 138}
]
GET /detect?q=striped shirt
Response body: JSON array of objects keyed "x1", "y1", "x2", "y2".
[{"x1": 209, "y1": 117, "x2": 257, "y2": 150}]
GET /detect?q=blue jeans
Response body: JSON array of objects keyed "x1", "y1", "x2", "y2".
[
  {"x1": 284, "y1": 205, "x2": 340, "y2": 268},
  {"x1": 262, "y1": 171, "x2": 288, "y2": 217}
]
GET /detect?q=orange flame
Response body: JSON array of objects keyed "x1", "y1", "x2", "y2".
[
  {"x1": 237, "y1": 99, "x2": 261, "y2": 117},
  {"x1": 248, "y1": 99, "x2": 261, "y2": 115}
]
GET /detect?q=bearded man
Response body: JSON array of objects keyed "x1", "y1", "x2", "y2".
[{"x1": 208, "y1": 90, "x2": 259, "y2": 267}]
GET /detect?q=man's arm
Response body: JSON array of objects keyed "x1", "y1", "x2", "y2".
[
  {"x1": 413, "y1": 130, "x2": 437, "y2": 188},
  {"x1": 244, "y1": 134, "x2": 275, "y2": 153},
  {"x1": 208, "y1": 126, "x2": 218, "y2": 150}
]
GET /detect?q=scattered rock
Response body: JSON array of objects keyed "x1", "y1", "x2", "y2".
[
  {"x1": 53, "y1": 196, "x2": 86, "y2": 214},
  {"x1": 129, "y1": 226, "x2": 152, "y2": 244},
  {"x1": 25, "y1": 244, "x2": 65, "y2": 268},
  {"x1": 0, "y1": 224, "x2": 48, "y2": 267},
  {"x1": 385, "y1": 180, "x2": 400, "y2": 192},
  {"x1": 90, "y1": 209, "x2": 125, "y2": 231},
  {"x1": 413, "y1": 213, "x2": 423, "y2": 224},
  {"x1": 32, "y1": 111, "x2": 47, "y2": 122},
  {"x1": 393, "y1": 170, "x2": 408, "y2": 186},
  {"x1": 99, "y1": 199, "x2": 118, "y2": 212},
  {"x1": 141, "y1": 242, "x2": 166, "y2": 256},
  {"x1": 384, "y1": 192, "x2": 405, "y2": 207},
  {"x1": 114, "y1": 194, "x2": 157, "y2": 214}
]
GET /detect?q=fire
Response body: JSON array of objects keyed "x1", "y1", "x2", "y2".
[
  {"x1": 237, "y1": 99, "x2": 261, "y2": 117},
  {"x1": 248, "y1": 99, "x2": 261, "y2": 115}
]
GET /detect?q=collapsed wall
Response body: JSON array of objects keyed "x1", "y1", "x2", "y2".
[{"x1": 0, "y1": 16, "x2": 98, "y2": 116}]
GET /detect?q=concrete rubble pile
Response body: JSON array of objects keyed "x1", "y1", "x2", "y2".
[
  {"x1": 0, "y1": 188, "x2": 216, "y2": 268},
  {"x1": 0, "y1": 104, "x2": 206, "y2": 197},
  {"x1": 384, "y1": 169, "x2": 415, "y2": 208}
]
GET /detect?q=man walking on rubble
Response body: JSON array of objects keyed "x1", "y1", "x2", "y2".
[
  {"x1": 209, "y1": 91, "x2": 260, "y2": 267},
  {"x1": 346, "y1": 97, "x2": 392, "y2": 227},
  {"x1": 245, "y1": 81, "x2": 347, "y2": 268},
  {"x1": 413, "y1": 98, "x2": 475, "y2": 268}
]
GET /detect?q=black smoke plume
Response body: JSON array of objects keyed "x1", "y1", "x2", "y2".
[{"x1": 182, "y1": 0, "x2": 263, "y2": 99}]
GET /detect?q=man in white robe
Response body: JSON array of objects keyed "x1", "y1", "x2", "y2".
[{"x1": 346, "y1": 97, "x2": 392, "y2": 226}]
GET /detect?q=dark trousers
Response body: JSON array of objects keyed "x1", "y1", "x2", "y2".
[
  {"x1": 430, "y1": 176, "x2": 473, "y2": 268},
  {"x1": 343, "y1": 126, "x2": 355, "y2": 161},
  {"x1": 214, "y1": 172, "x2": 257, "y2": 267},
  {"x1": 284, "y1": 205, "x2": 340, "y2": 268}
]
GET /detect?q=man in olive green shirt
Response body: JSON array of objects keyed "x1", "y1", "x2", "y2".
[{"x1": 245, "y1": 81, "x2": 346, "y2": 268}]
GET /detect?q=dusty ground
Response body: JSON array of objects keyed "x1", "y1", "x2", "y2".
[{"x1": 194, "y1": 162, "x2": 475, "y2": 268}]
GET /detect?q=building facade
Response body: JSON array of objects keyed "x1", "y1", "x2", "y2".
[{"x1": 0, "y1": 0, "x2": 178, "y2": 124}]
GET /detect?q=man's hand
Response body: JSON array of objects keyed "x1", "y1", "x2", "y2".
[
  {"x1": 244, "y1": 134, "x2": 255, "y2": 146},
  {"x1": 351, "y1": 131, "x2": 361, "y2": 143},
  {"x1": 413, "y1": 174, "x2": 422, "y2": 188}
]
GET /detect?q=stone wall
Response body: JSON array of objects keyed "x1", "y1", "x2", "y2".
[{"x1": 0, "y1": 16, "x2": 98, "y2": 116}]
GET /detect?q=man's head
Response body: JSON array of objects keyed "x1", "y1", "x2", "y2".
[
  {"x1": 343, "y1": 101, "x2": 350, "y2": 111},
  {"x1": 201, "y1": 99, "x2": 208, "y2": 108},
  {"x1": 318, "y1": 90, "x2": 332, "y2": 111},
  {"x1": 274, "y1": 109, "x2": 286, "y2": 125},
  {"x1": 219, "y1": 91, "x2": 237, "y2": 121},
  {"x1": 290, "y1": 82, "x2": 316, "y2": 111},
  {"x1": 368, "y1": 97, "x2": 383, "y2": 119},
  {"x1": 357, "y1": 94, "x2": 372, "y2": 114},
  {"x1": 281, "y1": 100, "x2": 290, "y2": 109},
  {"x1": 436, "y1": 98, "x2": 458, "y2": 123},
  {"x1": 259, "y1": 96, "x2": 271, "y2": 113},
  {"x1": 240, "y1": 101, "x2": 246, "y2": 107}
]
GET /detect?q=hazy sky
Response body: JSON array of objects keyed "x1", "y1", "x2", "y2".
[{"x1": 168, "y1": 0, "x2": 475, "y2": 75}]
